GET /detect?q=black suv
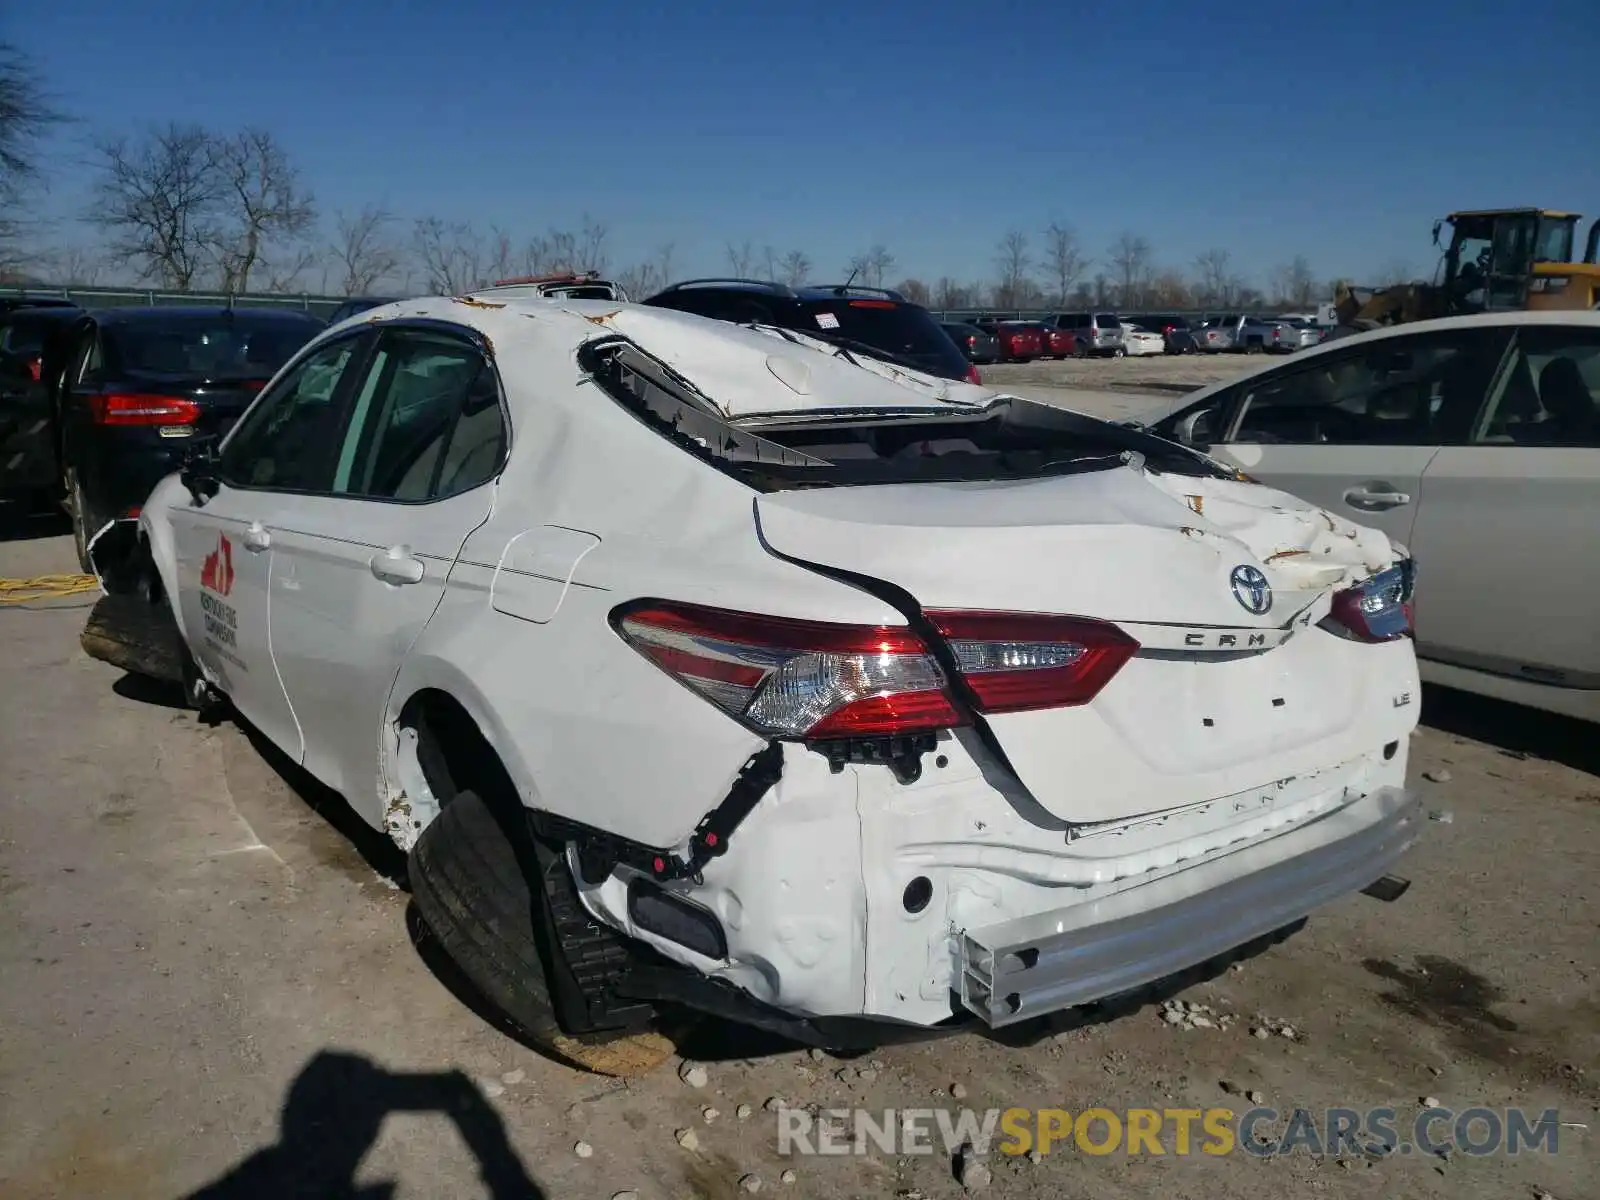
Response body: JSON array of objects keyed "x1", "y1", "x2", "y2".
[{"x1": 642, "y1": 279, "x2": 976, "y2": 383}]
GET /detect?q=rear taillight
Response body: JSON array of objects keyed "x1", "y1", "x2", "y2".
[
  {"x1": 1319, "y1": 561, "x2": 1414, "y2": 643},
  {"x1": 614, "y1": 601, "x2": 1139, "y2": 739},
  {"x1": 929, "y1": 611, "x2": 1139, "y2": 712},
  {"x1": 90, "y1": 393, "x2": 201, "y2": 426},
  {"x1": 965, "y1": 364, "x2": 982, "y2": 385},
  {"x1": 616, "y1": 602, "x2": 959, "y2": 738},
  {"x1": 25, "y1": 356, "x2": 41, "y2": 381}
]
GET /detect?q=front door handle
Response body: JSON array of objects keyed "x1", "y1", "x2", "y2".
[
  {"x1": 369, "y1": 546, "x2": 425, "y2": 585},
  {"x1": 1342, "y1": 484, "x2": 1412, "y2": 511},
  {"x1": 242, "y1": 522, "x2": 271, "y2": 551}
]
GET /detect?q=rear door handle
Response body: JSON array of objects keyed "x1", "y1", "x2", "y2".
[
  {"x1": 1342, "y1": 485, "x2": 1412, "y2": 511},
  {"x1": 242, "y1": 523, "x2": 271, "y2": 551},
  {"x1": 369, "y1": 546, "x2": 425, "y2": 585}
]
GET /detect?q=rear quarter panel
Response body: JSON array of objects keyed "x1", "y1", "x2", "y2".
[{"x1": 388, "y1": 342, "x2": 908, "y2": 849}]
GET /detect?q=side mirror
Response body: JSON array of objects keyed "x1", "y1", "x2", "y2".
[
  {"x1": 180, "y1": 438, "x2": 222, "y2": 504},
  {"x1": 1173, "y1": 409, "x2": 1214, "y2": 451}
]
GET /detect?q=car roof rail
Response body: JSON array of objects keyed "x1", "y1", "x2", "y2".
[
  {"x1": 652, "y1": 277, "x2": 798, "y2": 298},
  {"x1": 810, "y1": 284, "x2": 908, "y2": 301}
]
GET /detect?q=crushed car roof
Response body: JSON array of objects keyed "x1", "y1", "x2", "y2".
[{"x1": 360, "y1": 296, "x2": 1001, "y2": 419}]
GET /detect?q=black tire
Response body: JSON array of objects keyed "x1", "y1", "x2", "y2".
[{"x1": 409, "y1": 787, "x2": 564, "y2": 1042}]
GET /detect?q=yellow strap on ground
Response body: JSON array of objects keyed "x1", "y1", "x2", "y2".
[{"x1": 0, "y1": 574, "x2": 102, "y2": 605}]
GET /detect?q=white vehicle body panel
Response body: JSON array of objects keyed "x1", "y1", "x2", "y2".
[
  {"x1": 134, "y1": 296, "x2": 1423, "y2": 1028},
  {"x1": 1154, "y1": 309, "x2": 1600, "y2": 723}
]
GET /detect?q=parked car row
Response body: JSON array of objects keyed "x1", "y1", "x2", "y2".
[{"x1": 1193, "y1": 313, "x2": 1329, "y2": 355}]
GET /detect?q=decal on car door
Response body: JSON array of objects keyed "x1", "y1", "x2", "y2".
[{"x1": 199, "y1": 532, "x2": 245, "y2": 669}]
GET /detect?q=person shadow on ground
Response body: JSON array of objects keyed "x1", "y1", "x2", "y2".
[{"x1": 183, "y1": 1050, "x2": 546, "y2": 1199}]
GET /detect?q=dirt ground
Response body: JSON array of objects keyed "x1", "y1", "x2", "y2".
[
  {"x1": 980, "y1": 351, "x2": 1261, "y2": 397},
  {"x1": 1, "y1": 427, "x2": 1596, "y2": 1198}
]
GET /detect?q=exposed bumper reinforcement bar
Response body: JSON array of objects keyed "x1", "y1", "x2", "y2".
[{"x1": 957, "y1": 786, "x2": 1422, "y2": 1027}]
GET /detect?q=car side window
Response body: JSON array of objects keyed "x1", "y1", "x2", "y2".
[
  {"x1": 1227, "y1": 330, "x2": 1501, "y2": 447},
  {"x1": 333, "y1": 328, "x2": 506, "y2": 502},
  {"x1": 1473, "y1": 327, "x2": 1600, "y2": 448},
  {"x1": 72, "y1": 329, "x2": 102, "y2": 384},
  {"x1": 220, "y1": 335, "x2": 366, "y2": 492}
]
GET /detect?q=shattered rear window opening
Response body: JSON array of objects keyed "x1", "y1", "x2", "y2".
[{"x1": 579, "y1": 336, "x2": 1235, "y2": 491}]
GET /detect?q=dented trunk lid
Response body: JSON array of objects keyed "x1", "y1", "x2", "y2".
[{"x1": 755, "y1": 462, "x2": 1408, "y2": 824}]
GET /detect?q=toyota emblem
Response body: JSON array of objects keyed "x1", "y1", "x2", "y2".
[{"x1": 1230, "y1": 564, "x2": 1272, "y2": 615}]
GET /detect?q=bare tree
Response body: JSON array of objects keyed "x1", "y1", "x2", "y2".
[
  {"x1": 847, "y1": 243, "x2": 895, "y2": 288},
  {"x1": 1042, "y1": 221, "x2": 1089, "y2": 305},
  {"x1": 577, "y1": 215, "x2": 609, "y2": 273},
  {"x1": 1193, "y1": 247, "x2": 1232, "y2": 306},
  {"x1": 1108, "y1": 232, "x2": 1153, "y2": 308},
  {"x1": 0, "y1": 42, "x2": 67, "y2": 262},
  {"x1": 482, "y1": 225, "x2": 517, "y2": 284},
  {"x1": 87, "y1": 123, "x2": 221, "y2": 290},
  {"x1": 1146, "y1": 269, "x2": 1192, "y2": 308},
  {"x1": 211, "y1": 129, "x2": 316, "y2": 293},
  {"x1": 726, "y1": 239, "x2": 755, "y2": 277},
  {"x1": 616, "y1": 242, "x2": 677, "y2": 300},
  {"x1": 519, "y1": 219, "x2": 610, "y2": 277},
  {"x1": 992, "y1": 230, "x2": 1032, "y2": 308},
  {"x1": 894, "y1": 278, "x2": 931, "y2": 306},
  {"x1": 29, "y1": 243, "x2": 103, "y2": 285},
  {"x1": 933, "y1": 277, "x2": 971, "y2": 310},
  {"x1": 760, "y1": 245, "x2": 780, "y2": 282},
  {"x1": 1267, "y1": 255, "x2": 1318, "y2": 308},
  {"x1": 779, "y1": 249, "x2": 812, "y2": 287},
  {"x1": 330, "y1": 205, "x2": 402, "y2": 296},
  {"x1": 412, "y1": 216, "x2": 486, "y2": 293},
  {"x1": 1070, "y1": 280, "x2": 1094, "y2": 307},
  {"x1": 260, "y1": 245, "x2": 316, "y2": 293}
]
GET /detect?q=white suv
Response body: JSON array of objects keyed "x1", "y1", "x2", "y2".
[{"x1": 85, "y1": 296, "x2": 1424, "y2": 1059}]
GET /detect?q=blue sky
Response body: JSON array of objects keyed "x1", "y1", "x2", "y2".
[{"x1": 20, "y1": 0, "x2": 1600, "y2": 289}]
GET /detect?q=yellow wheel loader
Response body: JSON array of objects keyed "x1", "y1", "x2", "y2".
[{"x1": 1331, "y1": 208, "x2": 1600, "y2": 338}]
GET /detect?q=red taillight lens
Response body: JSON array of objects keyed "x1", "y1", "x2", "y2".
[
  {"x1": 614, "y1": 601, "x2": 1139, "y2": 738},
  {"x1": 965, "y1": 364, "x2": 982, "y2": 385},
  {"x1": 90, "y1": 392, "x2": 201, "y2": 426},
  {"x1": 614, "y1": 602, "x2": 962, "y2": 738},
  {"x1": 929, "y1": 611, "x2": 1138, "y2": 712},
  {"x1": 1319, "y1": 563, "x2": 1414, "y2": 643},
  {"x1": 26, "y1": 356, "x2": 42, "y2": 381}
]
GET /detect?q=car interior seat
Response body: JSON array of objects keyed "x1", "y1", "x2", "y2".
[{"x1": 1537, "y1": 356, "x2": 1597, "y2": 444}]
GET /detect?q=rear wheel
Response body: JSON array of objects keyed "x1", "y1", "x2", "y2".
[
  {"x1": 1112, "y1": 346, "x2": 1126, "y2": 358},
  {"x1": 408, "y1": 786, "x2": 672, "y2": 1075}
]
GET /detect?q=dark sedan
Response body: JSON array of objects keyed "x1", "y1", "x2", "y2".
[
  {"x1": 941, "y1": 321, "x2": 998, "y2": 366},
  {"x1": 1136, "y1": 314, "x2": 1198, "y2": 355},
  {"x1": 56, "y1": 307, "x2": 325, "y2": 568},
  {"x1": 0, "y1": 304, "x2": 83, "y2": 506}
]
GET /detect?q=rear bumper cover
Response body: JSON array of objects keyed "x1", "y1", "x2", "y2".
[{"x1": 956, "y1": 785, "x2": 1421, "y2": 1027}]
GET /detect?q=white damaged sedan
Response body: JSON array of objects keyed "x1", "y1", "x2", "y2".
[{"x1": 83, "y1": 296, "x2": 1423, "y2": 1057}]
